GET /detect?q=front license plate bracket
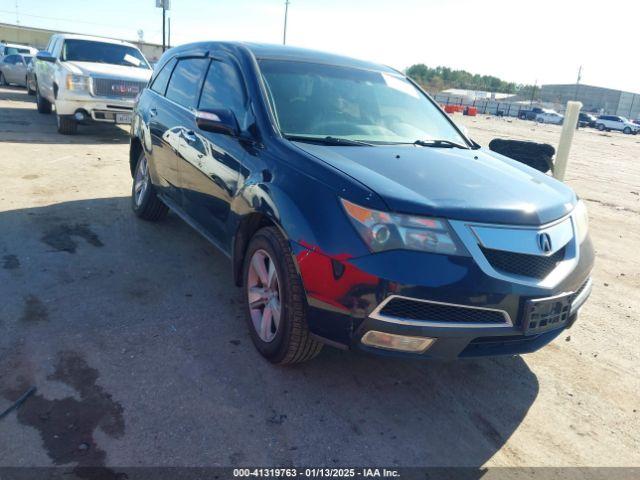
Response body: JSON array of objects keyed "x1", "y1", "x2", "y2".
[{"x1": 524, "y1": 294, "x2": 571, "y2": 335}]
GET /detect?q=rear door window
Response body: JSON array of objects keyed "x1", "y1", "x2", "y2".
[{"x1": 165, "y1": 58, "x2": 208, "y2": 109}]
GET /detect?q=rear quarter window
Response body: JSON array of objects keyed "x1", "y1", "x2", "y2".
[{"x1": 150, "y1": 58, "x2": 177, "y2": 96}]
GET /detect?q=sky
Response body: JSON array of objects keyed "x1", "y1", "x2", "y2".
[{"x1": 1, "y1": 0, "x2": 639, "y2": 92}]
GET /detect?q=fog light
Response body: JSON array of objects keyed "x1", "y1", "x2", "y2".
[
  {"x1": 74, "y1": 111, "x2": 86, "y2": 122},
  {"x1": 361, "y1": 331, "x2": 435, "y2": 353}
]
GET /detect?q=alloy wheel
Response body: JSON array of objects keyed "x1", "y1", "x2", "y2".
[
  {"x1": 134, "y1": 155, "x2": 150, "y2": 207},
  {"x1": 247, "y1": 249, "x2": 281, "y2": 343}
]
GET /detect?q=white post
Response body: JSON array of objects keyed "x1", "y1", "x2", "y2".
[{"x1": 554, "y1": 101, "x2": 582, "y2": 181}]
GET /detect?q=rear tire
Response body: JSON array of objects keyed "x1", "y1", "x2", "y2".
[
  {"x1": 56, "y1": 114, "x2": 78, "y2": 135},
  {"x1": 0, "y1": 72, "x2": 6, "y2": 86},
  {"x1": 597, "y1": 123, "x2": 605, "y2": 131},
  {"x1": 131, "y1": 151, "x2": 168, "y2": 221},
  {"x1": 242, "y1": 226, "x2": 323, "y2": 365},
  {"x1": 35, "y1": 83, "x2": 52, "y2": 114}
]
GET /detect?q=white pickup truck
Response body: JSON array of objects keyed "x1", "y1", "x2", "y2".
[{"x1": 34, "y1": 34, "x2": 152, "y2": 134}]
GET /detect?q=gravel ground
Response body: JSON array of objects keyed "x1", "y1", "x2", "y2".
[{"x1": 0, "y1": 86, "x2": 638, "y2": 472}]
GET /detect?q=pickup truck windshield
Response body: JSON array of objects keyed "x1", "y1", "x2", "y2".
[
  {"x1": 259, "y1": 59, "x2": 467, "y2": 146},
  {"x1": 61, "y1": 40, "x2": 150, "y2": 69}
]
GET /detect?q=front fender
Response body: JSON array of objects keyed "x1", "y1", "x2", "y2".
[{"x1": 231, "y1": 172, "x2": 370, "y2": 260}]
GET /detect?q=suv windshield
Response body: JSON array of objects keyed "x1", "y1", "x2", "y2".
[
  {"x1": 61, "y1": 39, "x2": 150, "y2": 69},
  {"x1": 259, "y1": 59, "x2": 467, "y2": 146}
]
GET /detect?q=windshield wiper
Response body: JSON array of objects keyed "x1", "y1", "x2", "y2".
[
  {"x1": 414, "y1": 139, "x2": 469, "y2": 149},
  {"x1": 284, "y1": 134, "x2": 373, "y2": 147}
]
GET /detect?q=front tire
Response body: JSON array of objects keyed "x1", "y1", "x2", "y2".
[
  {"x1": 27, "y1": 78, "x2": 35, "y2": 95},
  {"x1": 623, "y1": 127, "x2": 632, "y2": 135},
  {"x1": 131, "y1": 151, "x2": 168, "y2": 221},
  {"x1": 35, "y1": 82, "x2": 52, "y2": 114},
  {"x1": 56, "y1": 114, "x2": 78, "y2": 135},
  {"x1": 242, "y1": 227, "x2": 323, "y2": 365}
]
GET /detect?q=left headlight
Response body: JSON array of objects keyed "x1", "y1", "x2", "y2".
[
  {"x1": 341, "y1": 198, "x2": 468, "y2": 256},
  {"x1": 573, "y1": 199, "x2": 589, "y2": 243},
  {"x1": 66, "y1": 74, "x2": 91, "y2": 91}
]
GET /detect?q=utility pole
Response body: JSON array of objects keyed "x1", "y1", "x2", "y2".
[
  {"x1": 162, "y1": 5, "x2": 166, "y2": 52},
  {"x1": 283, "y1": 0, "x2": 290, "y2": 45},
  {"x1": 167, "y1": 16, "x2": 171, "y2": 49},
  {"x1": 574, "y1": 65, "x2": 582, "y2": 101},
  {"x1": 15, "y1": 0, "x2": 20, "y2": 25}
]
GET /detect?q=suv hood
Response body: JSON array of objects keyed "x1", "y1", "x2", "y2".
[
  {"x1": 293, "y1": 143, "x2": 576, "y2": 226},
  {"x1": 64, "y1": 61, "x2": 152, "y2": 82}
]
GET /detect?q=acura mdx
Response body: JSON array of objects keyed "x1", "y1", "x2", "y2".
[{"x1": 129, "y1": 42, "x2": 593, "y2": 364}]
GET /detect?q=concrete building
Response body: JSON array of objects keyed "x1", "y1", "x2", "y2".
[
  {"x1": 0, "y1": 22, "x2": 164, "y2": 64},
  {"x1": 540, "y1": 83, "x2": 640, "y2": 120}
]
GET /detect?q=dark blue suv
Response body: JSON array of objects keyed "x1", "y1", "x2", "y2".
[{"x1": 129, "y1": 42, "x2": 593, "y2": 364}]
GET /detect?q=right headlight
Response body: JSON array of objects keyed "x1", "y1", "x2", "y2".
[
  {"x1": 573, "y1": 199, "x2": 589, "y2": 243},
  {"x1": 65, "y1": 74, "x2": 91, "y2": 91},
  {"x1": 341, "y1": 198, "x2": 468, "y2": 256}
]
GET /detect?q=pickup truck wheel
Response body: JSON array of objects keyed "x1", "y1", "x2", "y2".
[
  {"x1": 56, "y1": 114, "x2": 78, "y2": 135},
  {"x1": 623, "y1": 127, "x2": 632, "y2": 135},
  {"x1": 131, "y1": 151, "x2": 168, "y2": 221},
  {"x1": 597, "y1": 123, "x2": 605, "y2": 131},
  {"x1": 243, "y1": 226, "x2": 323, "y2": 365},
  {"x1": 35, "y1": 83, "x2": 52, "y2": 114}
]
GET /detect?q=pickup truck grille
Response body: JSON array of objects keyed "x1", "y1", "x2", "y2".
[
  {"x1": 92, "y1": 78, "x2": 146, "y2": 98},
  {"x1": 480, "y1": 246, "x2": 566, "y2": 279}
]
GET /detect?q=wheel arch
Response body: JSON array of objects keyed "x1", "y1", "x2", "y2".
[{"x1": 129, "y1": 137, "x2": 143, "y2": 177}]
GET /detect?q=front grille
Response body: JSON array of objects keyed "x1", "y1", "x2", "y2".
[
  {"x1": 480, "y1": 245, "x2": 566, "y2": 279},
  {"x1": 377, "y1": 298, "x2": 507, "y2": 324},
  {"x1": 92, "y1": 78, "x2": 146, "y2": 98}
]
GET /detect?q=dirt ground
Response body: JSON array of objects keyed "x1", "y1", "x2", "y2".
[{"x1": 0, "y1": 85, "x2": 638, "y2": 472}]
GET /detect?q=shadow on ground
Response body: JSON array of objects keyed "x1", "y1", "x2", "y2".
[{"x1": 0, "y1": 197, "x2": 539, "y2": 469}]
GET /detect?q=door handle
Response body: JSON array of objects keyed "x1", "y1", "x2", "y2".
[{"x1": 149, "y1": 108, "x2": 158, "y2": 118}]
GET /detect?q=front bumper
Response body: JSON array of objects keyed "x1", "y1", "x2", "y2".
[
  {"x1": 293, "y1": 234, "x2": 594, "y2": 360},
  {"x1": 54, "y1": 97, "x2": 135, "y2": 123}
]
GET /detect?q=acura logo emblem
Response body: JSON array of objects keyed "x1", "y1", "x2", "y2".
[{"x1": 537, "y1": 233, "x2": 552, "y2": 253}]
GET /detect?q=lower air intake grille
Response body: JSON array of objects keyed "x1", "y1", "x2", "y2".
[
  {"x1": 568, "y1": 278, "x2": 590, "y2": 305},
  {"x1": 377, "y1": 298, "x2": 507, "y2": 324},
  {"x1": 480, "y1": 246, "x2": 566, "y2": 279}
]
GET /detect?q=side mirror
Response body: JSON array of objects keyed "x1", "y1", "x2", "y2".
[
  {"x1": 36, "y1": 51, "x2": 56, "y2": 63},
  {"x1": 196, "y1": 109, "x2": 239, "y2": 137}
]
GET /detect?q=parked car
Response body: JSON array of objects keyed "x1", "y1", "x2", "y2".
[
  {"x1": 0, "y1": 42, "x2": 37, "y2": 61},
  {"x1": 578, "y1": 112, "x2": 597, "y2": 128},
  {"x1": 518, "y1": 107, "x2": 544, "y2": 120},
  {"x1": 595, "y1": 115, "x2": 640, "y2": 134},
  {"x1": 0, "y1": 54, "x2": 33, "y2": 87},
  {"x1": 536, "y1": 110, "x2": 564, "y2": 124},
  {"x1": 33, "y1": 34, "x2": 152, "y2": 134},
  {"x1": 130, "y1": 42, "x2": 593, "y2": 364},
  {"x1": 26, "y1": 54, "x2": 38, "y2": 95}
]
